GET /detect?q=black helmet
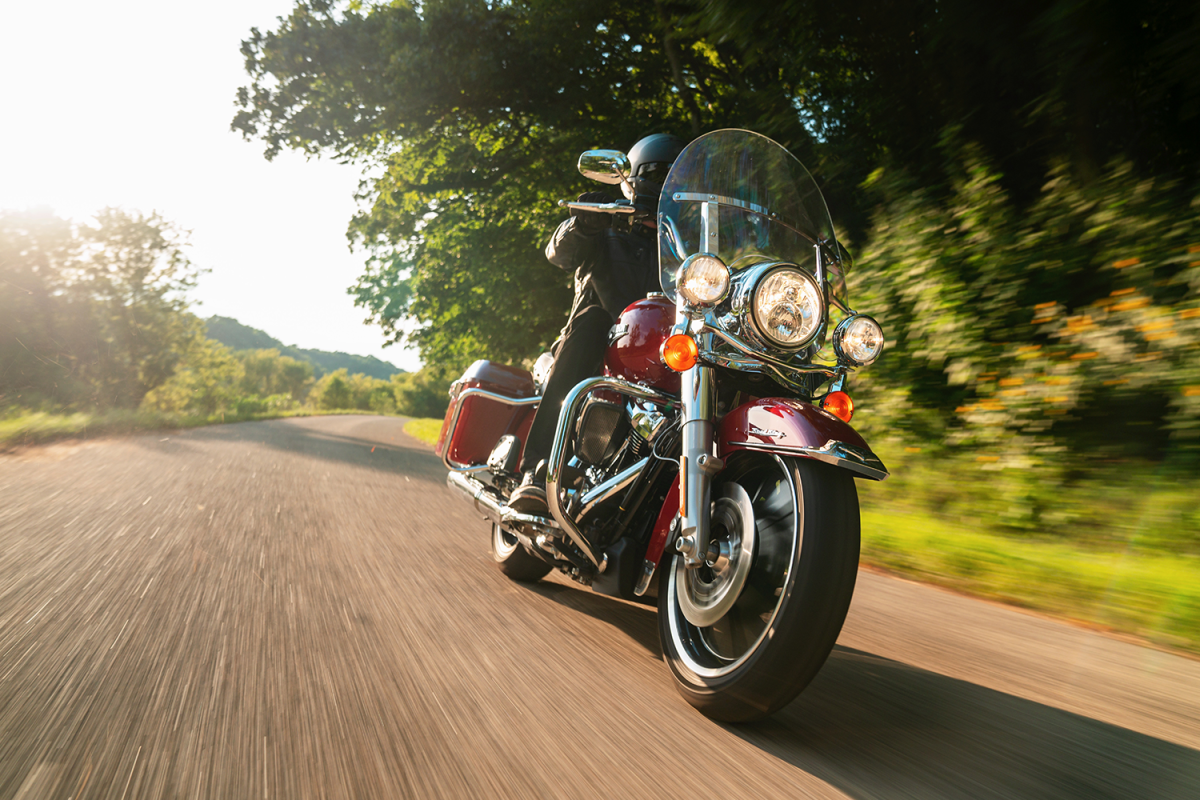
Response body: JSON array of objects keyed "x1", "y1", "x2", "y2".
[{"x1": 622, "y1": 133, "x2": 686, "y2": 206}]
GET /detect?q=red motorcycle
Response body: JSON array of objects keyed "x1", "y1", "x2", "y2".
[{"x1": 439, "y1": 129, "x2": 887, "y2": 721}]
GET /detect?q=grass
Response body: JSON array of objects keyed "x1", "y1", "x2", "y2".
[
  {"x1": 0, "y1": 407, "x2": 391, "y2": 451},
  {"x1": 859, "y1": 507, "x2": 1200, "y2": 655},
  {"x1": 403, "y1": 417, "x2": 443, "y2": 446}
]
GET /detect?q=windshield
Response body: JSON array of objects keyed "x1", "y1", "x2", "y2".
[{"x1": 658, "y1": 129, "x2": 848, "y2": 304}]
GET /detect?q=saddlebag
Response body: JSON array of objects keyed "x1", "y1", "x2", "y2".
[{"x1": 437, "y1": 360, "x2": 538, "y2": 469}]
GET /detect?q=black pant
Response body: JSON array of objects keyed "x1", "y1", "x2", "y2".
[{"x1": 520, "y1": 305, "x2": 613, "y2": 473}]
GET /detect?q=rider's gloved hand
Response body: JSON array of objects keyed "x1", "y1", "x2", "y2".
[{"x1": 572, "y1": 191, "x2": 615, "y2": 235}]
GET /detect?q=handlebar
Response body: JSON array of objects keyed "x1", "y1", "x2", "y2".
[{"x1": 557, "y1": 200, "x2": 638, "y2": 216}]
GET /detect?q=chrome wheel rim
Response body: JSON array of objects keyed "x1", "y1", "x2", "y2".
[
  {"x1": 492, "y1": 523, "x2": 519, "y2": 559},
  {"x1": 667, "y1": 454, "x2": 799, "y2": 679},
  {"x1": 675, "y1": 484, "x2": 755, "y2": 627}
]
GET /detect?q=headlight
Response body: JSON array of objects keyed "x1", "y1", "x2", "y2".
[
  {"x1": 677, "y1": 253, "x2": 730, "y2": 308},
  {"x1": 750, "y1": 267, "x2": 824, "y2": 349},
  {"x1": 832, "y1": 314, "x2": 884, "y2": 366}
]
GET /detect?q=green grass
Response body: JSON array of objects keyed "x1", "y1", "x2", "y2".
[
  {"x1": 0, "y1": 407, "x2": 392, "y2": 450},
  {"x1": 860, "y1": 507, "x2": 1200, "y2": 654},
  {"x1": 403, "y1": 417, "x2": 443, "y2": 446}
]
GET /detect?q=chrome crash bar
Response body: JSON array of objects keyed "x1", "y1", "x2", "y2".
[{"x1": 545, "y1": 376, "x2": 676, "y2": 568}]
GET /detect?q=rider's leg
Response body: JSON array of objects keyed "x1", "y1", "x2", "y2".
[{"x1": 508, "y1": 305, "x2": 612, "y2": 514}]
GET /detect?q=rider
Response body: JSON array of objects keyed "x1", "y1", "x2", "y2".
[{"x1": 508, "y1": 133, "x2": 685, "y2": 515}]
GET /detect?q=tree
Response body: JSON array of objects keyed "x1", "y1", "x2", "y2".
[
  {"x1": 141, "y1": 333, "x2": 244, "y2": 416},
  {"x1": 234, "y1": 0, "x2": 769, "y2": 370},
  {"x1": 235, "y1": 348, "x2": 314, "y2": 401},
  {"x1": 1, "y1": 208, "x2": 201, "y2": 410}
]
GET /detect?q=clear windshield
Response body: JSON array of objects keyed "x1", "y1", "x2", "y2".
[{"x1": 658, "y1": 129, "x2": 848, "y2": 304}]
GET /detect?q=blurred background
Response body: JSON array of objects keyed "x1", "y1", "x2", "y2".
[{"x1": 3, "y1": 0, "x2": 1200, "y2": 652}]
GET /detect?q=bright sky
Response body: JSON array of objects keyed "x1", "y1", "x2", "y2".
[{"x1": 0, "y1": 0, "x2": 421, "y2": 371}]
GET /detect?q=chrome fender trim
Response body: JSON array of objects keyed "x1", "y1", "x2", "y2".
[{"x1": 723, "y1": 439, "x2": 889, "y2": 481}]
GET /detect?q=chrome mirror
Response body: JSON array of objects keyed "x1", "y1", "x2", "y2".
[{"x1": 578, "y1": 150, "x2": 631, "y2": 186}]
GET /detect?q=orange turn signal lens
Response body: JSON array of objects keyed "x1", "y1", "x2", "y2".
[
  {"x1": 822, "y1": 391, "x2": 854, "y2": 422},
  {"x1": 661, "y1": 334, "x2": 699, "y2": 372}
]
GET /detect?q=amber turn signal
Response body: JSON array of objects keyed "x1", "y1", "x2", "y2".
[
  {"x1": 822, "y1": 391, "x2": 854, "y2": 422},
  {"x1": 661, "y1": 334, "x2": 699, "y2": 372}
]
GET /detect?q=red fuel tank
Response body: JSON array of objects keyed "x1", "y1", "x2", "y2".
[{"x1": 604, "y1": 294, "x2": 680, "y2": 394}]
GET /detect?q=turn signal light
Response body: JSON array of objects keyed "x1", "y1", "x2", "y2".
[
  {"x1": 661, "y1": 334, "x2": 699, "y2": 372},
  {"x1": 822, "y1": 391, "x2": 854, "y2": 422}
]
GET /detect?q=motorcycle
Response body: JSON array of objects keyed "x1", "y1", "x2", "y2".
[{"x1": 439, "y1": 129, "x2": 888, "y2": 722}]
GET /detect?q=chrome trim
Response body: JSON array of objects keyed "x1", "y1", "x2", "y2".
[
  {"x1": 679, "y1": 363, "x2": 716, "y2": 568},
  {"x1": 725, "y1": 439, "x2": 889, "y2": 481},
  {"x1": 674, "y1": 191, "x2": 772, "y2": 217},
  {"x1": 577, "y1": 149, "x2": 631, "y2": 187},
  {"x1": 546, "y1": 377, "x2": 677, "y2": 568},
  {"x1": 747, "y1": 265, "x2": 826, "y2": 352},
  {"x1": 445, "y1": 471, "x2": 565, "y2": 531},
  {"x1": 577, "y1": 457, "x2": 649, "y2": 518},
  {"x1": 659, "y1": 214, "x2": 689, "y2": 262},
  {"x1": 671, "y1": 191, "x2": 818, "y2": 245},
  {"x1": 633, "y1": 559, "x2": 656, "y2": 597},
  {"x1": 676, "y1": 252, "x2": 730, "y2": 309},
  {"x1": 831, "y1": 314, "x2": 884, "y2": 368},
  {"x1": 441, "y1": 388, "x2": 540, "y2": 472},
  {"x1": 560, "y1": 199, "x2": 637, "y2": 216},
  {"x1": 701, "y1": 201, "x2": 719, "y2": 256},
  {"x1": 700, "y1": 323, "x2": 837, "y2": 378}
]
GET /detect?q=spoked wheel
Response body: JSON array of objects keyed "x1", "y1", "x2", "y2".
[
  {"x1": 658, "y1": 454, "x2": 860, "y2": 722},
  {"x1": 491, "y1": 523, "x2": 552, "y2": 582}
]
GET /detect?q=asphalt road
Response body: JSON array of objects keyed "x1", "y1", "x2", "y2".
[{"x1": 2, "y1": 415, "x2": 1199, "y2": 799}]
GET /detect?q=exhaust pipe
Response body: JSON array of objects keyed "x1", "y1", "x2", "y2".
[{"x1": 446, "y1": 470, "x2": 505, "y2": 524}]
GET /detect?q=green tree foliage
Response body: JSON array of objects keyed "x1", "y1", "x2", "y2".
[
  {"x1": 235, "y1": 0, "x2": 1200, "y2": 367},
  {"x1": 850, "y1": 150, "x2": 1200, "y2": 465},
  {"x1": 205, "y1": 315, "x2": 402, "y2": 379},
  {"x1": 141, "y1": 335, "x2": 244, "y2": 416},
  {"x1": 1, "y1": 208, "x2": 200, "y2": 410},
  {"x1": 235, "y1": 348, "x2": 314, "y2": 402},
  {"x1": 233, "y1": 0, "x2": 1200, "y2": 475},
  {"x1": 306, "y1": 365, "x2": 449, "y2": 417},
  {"x1": 390, "y1": 366, "x2": 452, "y2": 419}
]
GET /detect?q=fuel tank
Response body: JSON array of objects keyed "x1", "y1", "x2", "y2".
[{"x1": 604, "y1": 294, "x2": 680, "y2": 394}]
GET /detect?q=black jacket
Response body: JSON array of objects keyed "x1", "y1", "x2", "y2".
[{"x1": 544, "y1": 216, "x2": 660, "y2": 326}]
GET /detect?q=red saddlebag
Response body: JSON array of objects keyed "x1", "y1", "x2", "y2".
[{"x1": 436, "y1": 360, "x2": 538, "y2": 468}]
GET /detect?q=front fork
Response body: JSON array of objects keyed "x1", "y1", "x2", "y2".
[{"x1": 676, "y1": 362, "x2": 722, "y2": 568}]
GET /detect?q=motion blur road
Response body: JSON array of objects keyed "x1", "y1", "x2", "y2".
[{"x1": 2, "y1": 416, "x2": 1199, "y2": 799}]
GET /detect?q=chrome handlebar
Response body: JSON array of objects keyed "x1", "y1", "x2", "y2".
[{"x1": 557, "y1": 200, "x2": 638, "y2": 216}]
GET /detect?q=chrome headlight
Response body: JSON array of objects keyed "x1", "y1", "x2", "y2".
[
  {"x1": 832, "y1": 314, "x2": 885, "y2": 366},
  {"x1": 749, "y1": 266, "x2": 825, "y2": 349},
  {"x1": 677, "y1": 253, "x2": 731, "y2": 308}
]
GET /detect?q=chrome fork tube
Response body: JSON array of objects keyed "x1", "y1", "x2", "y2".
[{"x1": 677, "y1": 361, "x2": 717, "y2": 568}]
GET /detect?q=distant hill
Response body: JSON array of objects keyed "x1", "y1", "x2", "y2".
[{"x1": 204, "y1": 316, "x2": 403, "y2": 380}]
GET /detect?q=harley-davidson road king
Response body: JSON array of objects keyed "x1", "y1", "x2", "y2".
[{"x1": 440, "y1": 129, "x2": 888, "y2": 722}]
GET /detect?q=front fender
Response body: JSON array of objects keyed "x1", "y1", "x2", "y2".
[{"x1": 717, "y1": 398, "x2": 889, "y2": 480}]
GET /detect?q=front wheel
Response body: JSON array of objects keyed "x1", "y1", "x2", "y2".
[
  {"x1": 491, "y1": 523, "x2": 553, "y2": 582},
  {"x1": 658, "y1": 455, "x2": 860, "y2": 722}
]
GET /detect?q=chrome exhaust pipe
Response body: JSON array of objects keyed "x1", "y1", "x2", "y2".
[{"x1": 446, "y1": 470, "x2": 505, "y2": 523}]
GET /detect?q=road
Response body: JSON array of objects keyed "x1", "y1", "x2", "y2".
[{"x1": 1, "y1": 415, "x2": 1198, "y2": 799}]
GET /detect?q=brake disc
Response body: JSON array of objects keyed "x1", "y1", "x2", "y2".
[{"x1": 675, "y1": 483, "x2": 755, "y2": 628}]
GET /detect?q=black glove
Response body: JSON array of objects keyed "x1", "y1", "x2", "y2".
[{"x1": 572, "y1": 191, "x2": 615, "y2": 235}]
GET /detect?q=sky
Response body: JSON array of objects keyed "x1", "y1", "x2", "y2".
[{"x1": 0, "y1": 0, "x2": 421, "y2": 371}]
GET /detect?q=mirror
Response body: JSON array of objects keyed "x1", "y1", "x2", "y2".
[{"x1": 577, "y1": 150, "x2": 631, "y2": 185}]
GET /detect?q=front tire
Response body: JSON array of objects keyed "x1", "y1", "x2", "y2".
[
  {"x1": 658, "y1": 455, "x2": 860, "y2": 722},
  {"x1": 491, "y1": 523, "x2": 553, "y2": 582}
]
